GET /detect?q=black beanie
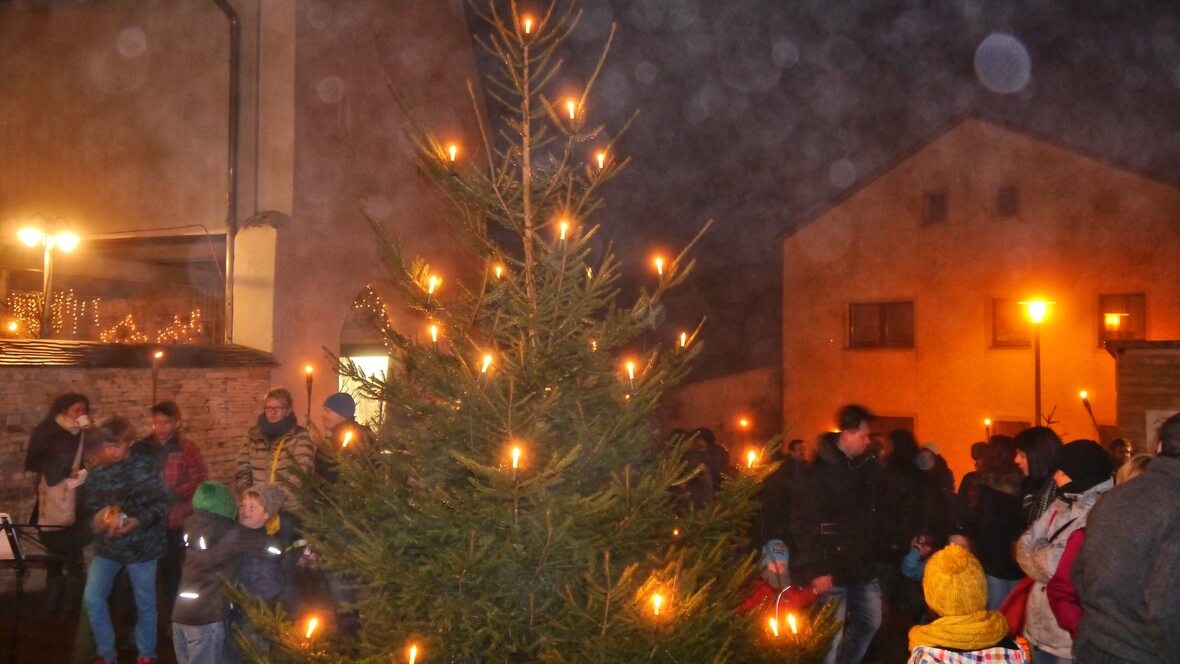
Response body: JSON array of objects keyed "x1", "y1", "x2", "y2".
[{"x1": 1055, "y1": 440, "x2": 1112, "y2": 494}]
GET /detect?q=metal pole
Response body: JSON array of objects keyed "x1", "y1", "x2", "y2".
[
  {"x1": 1033, "y1": 325, "x2": 1042, "y2": 426},
  {"x1": 39, "y1": 243, "x2": 53, "y2": 338},
  {"x1": 213, "y1": 0, "x2": 241, "y2": 344}
]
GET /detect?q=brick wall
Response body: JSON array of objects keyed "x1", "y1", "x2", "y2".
[
  {"x1": 1113, "y1": 345, "x2": 1180, "y2": 453},
  {"x1": 0, "y1": 365, "x2": 272, "y2": 521}
]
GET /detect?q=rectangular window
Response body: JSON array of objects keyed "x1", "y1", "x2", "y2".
[
  {"x1": 849, "y1": 301, "x2": 914, "y2": 348},
  {"x1": 992, "y1": 298, "x2": 1030, "y2": 348},
  {"x1": 997, "y1": 185, "x2": 1020, "y2": 218},
  {"x1": 339, "y1": 354, "x2": 390, "y2": 427},
  {"x1": 1098, "y1": 293, "x2": 1146, "y2": 343},
  {"x1": 922, "y1": 190, "x2": 948, "y2": 226}
]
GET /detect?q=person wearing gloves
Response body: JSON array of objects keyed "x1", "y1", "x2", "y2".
[
  {"x1": 907, "y1": 544, "x2": 1028, "y2": 663},
  {"x1": 171, "y1": 482, "x2": 272, "y2": 664},
  {"x1": 1015, "y1": 439, "x2": 1112, "y2": 664}
]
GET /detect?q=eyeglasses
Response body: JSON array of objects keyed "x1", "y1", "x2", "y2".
[{"x1": 263, "y1": 406, "x2": 289, "y2": 413}]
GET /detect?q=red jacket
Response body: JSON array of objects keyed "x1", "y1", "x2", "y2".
[{"x1": 1046, "y1": 528, "x2": 1084, "y2": 636}]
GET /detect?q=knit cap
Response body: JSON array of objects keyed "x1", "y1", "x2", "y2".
[
  {"x1": 1055, "y1": 439, "x2": 1112, "y2": 494},
  {"x1": 922, "y1": 544, "x2": 987, "y2": 617},
  {"x1": 192, "y1": 482, "x2": 237, "y2": 520},
  {"x1": 249, "y1": 482, "x2": 288, "y2": 517},
  {"x1": 323, "y1": 392, "x2": 357, "y2": 420}
]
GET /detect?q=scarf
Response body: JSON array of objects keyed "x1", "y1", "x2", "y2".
[
  {"x1": 257, "y1": 412, "x2": 297, "y2": 443},
  {"x1": 909, "y1": 610, "x2": 1010, "y2": 652}
]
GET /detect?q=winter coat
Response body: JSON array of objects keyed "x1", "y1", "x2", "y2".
[
  {"x1": 83, "y1": 452, "x2": 169, "y2": 564},
  {"x1": 1045, "y1": 528, "x2": 1084, "y2": 636},
  {"x1": 752, "y1": 455, "x2": 799, "y2": 548},
  {"x1": 24, "y1": 417, "x2": 83, "y2": 485},
  {"x1": 314, "y1": 420, "x2": 376, "y2": 484},
  {"x1": 790, "y1": 435, "x2": 881, "y2": 586},
  {"x1": 1074, "y1": 455, "x2": 1180, "y2": 663},
  {"x1": 878, "y1": 460, "x2": 947, "y2": 565},
  {"x1": 133, "y1": 434, "x2": 208, "y2": 530},
  {"x1": 960, "y1": 472, "x2": 1025, "y2": 581},
  {"x1": 1015, "y1": 478, "x2": 1112, "y2": 659},
  {"x1": 235, "y1": 514, "x2": 300, "y2": 611},
  {"x1": 172, "y1": 510, "x2": 272, "y2": 626},
  {"x1": 235, "y1": 421, "x2": 314, "y2": 507}
]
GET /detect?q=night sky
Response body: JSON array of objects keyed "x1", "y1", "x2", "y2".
[{"x1": 472, "y1": 0, "x2": 1180, "y2": 379}]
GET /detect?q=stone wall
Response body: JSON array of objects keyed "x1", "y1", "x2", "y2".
[{"x1": 0, "y1": 365, "x2": 271, "y2": 522}]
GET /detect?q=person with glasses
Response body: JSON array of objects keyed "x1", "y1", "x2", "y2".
[{"x1": 234, "y1": 388, "x2": 314, "y2": 508}]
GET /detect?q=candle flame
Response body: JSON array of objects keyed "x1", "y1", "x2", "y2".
[
  {"x1": 626, "y1": 360, "x2": 635, "y2": 382},
  {"x1": 304, "y1": 616, "x2": 319, "y2": 639},
  {"x1": 481, "y1": 353, "x2": 493, "y2": 374},
  {"x1": 522, "y1": 16, "x2": 533, "y2": 34},
  {"x1": 408, "y1": 644, "x2": 418, "y2": 664},
  {"x1": 430, "y1": 324, "x2": 439, "y2": 344},
  {"x1": 769, "y1": 617, "x2": 779, "y2": 637},
  {"x1": 341, "y1": 431, "x2": 353, "y2": 448},
  {"x1": 566, "y1": 99, "x2": 577, "y2": 120},
  {"x1": 494, "y1": 264, "x2": 504, "y2": 279},
  {"x1": 679, "y1": 331, "x2": 687, "y2": 347},
  {"x1": 596, "y1": 150, "x2": 606, "y2": 169},
  {"x1": 651, "y1": 592, "x2": 663, "y2": 616},
  {"x1": 787, "y1": 613, "x2": 798, "y2": 634},
  {"x1": 672, "y1": 527, "x2": 680, "y2": 537},
  {"x1": 447, "y1": 143, "x2": 458, "y2": 162},
  {"x1": 427, "y1": 275, "x2": 440, "y2": 295},
  {"x1": 746, "y1": 449, "x2": 757, "y2": 468},
  {"x1": 586, "y1": 266, "x2": 593, "y2": 279},
  {"x1": 511, "y1": 445, "x2": 521, "y2": 469},
  {"x1": 653, "y1": 256, "x2": 664, "y2": 276},
  {"x1": 590, "y1": 339, "x2": 598, "y2": 352},
  {"x1": 559, "y1": 219, "x2": 569, "y2": 240}
]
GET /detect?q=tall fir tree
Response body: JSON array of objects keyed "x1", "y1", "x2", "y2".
[{"x1": 237, "y1": 1, "x2": 837, "y2": 661}]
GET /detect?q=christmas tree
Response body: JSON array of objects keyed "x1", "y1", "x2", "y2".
[{"x1": 237, "y1": 2, "x2": 837, "y2": 661}]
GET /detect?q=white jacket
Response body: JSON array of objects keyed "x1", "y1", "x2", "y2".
[{"x1": 1016, "y1": 478, "x2": 1113, "y2": 659}]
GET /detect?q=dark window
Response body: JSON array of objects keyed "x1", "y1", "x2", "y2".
[
  {"x1": 993, "y1": 420, "x2": 1031, "y2": 438},
  {"x1": 997, "y1": 185, "x2": 1020, "y2": 218},
  {"x1": 922, "y1": 190, "x2": 948, "y2": 226},
  {"x1": 1098, "y1": 293, "x2": 1146, "y2": 344},
  {"x1": 849, "y1": 301, "x2": 914, "y2": 348},
  {"x1": 993, "y1": 298, "x2": 1031, "y2": 348}
]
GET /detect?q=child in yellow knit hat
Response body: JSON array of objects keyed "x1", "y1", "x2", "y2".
[{"x1": 907, "y1": 544, "x2": 1029, "y2": 664}]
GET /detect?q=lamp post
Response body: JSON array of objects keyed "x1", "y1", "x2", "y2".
[
  {"x1": 17, "y1": 225, "x2": 80, "y2": 339},
  {"x1": 1021, "y1": 300, "x2": 1053, "y2": 426}
]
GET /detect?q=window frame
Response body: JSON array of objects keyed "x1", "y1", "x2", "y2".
[
  {"x1": 992, "y1": 298, "x2": 1031, "y2": 348},
  {"x1": 1097, "y1": 293, "x2": 1146, "y2": 345},
  {"x1": 848, "y1": 300, "x2": 916, "y2": 349}
]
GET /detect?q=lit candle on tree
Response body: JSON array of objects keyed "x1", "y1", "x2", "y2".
[
  {"x1": 304, "y1": 365, "x2": 314, "y2": 425},
  {"x1": 304, "y1": 615, "x2": 319, "y2": 641},
  {"x1": 151, "y1": 350, "x2": 164, "y2": 404},
  {"x1": 481, "y1": 353, "x2": 493, "y2": 375},
  {"x1": 447, "y1": 143, "x2": 458, "y2": 162},
  {"x1": 559, "y1": 219, "x2": 570, "y2": 241},
  {"x1": 510, "y1": 444, "x2": 521, "y2": 481},
  {"x1": 653, "y1": 256, "x2": 664, "y2": 276},
  {"x1": 596, "y1": 150, "x2": 606, "y2": 170},
  {"x1": 746, "y1": 449, "x2": 757, "y2": 469},
  {"x1": 768, "y1": 616, "x2": 779, "y2": 638},
  {"x1": 787, "y1": 612, "x2": 799, "y2": 645},
  {"x1": 651, "y1": 592, "x2": 664, "y2": 617},
  {"x1": 494, "y1": 264, "x2": 504, "y2": 279},
  {"x1": 625, "y1": 360, "x2": 636, "y2": 392},
  {"x1": 407, "y1": 644, "x2": 419, "y2": 664},
  {"x1": 679, "y1": 331, "x2": 687, "y2": 348},
  {"x1": 565, "y1": 99, "x2": 577, "y2": 120},
  {"x1": 429, "y1": 324, "x2": 439, "y2": 352},
  {"x1": 341, "y1": 431, "x2": 353, "y2": 449},
  {"x1": 521, "y1": 15, "x2": 534, "y2": 35}
]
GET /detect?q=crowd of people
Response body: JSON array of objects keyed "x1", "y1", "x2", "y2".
[
  {"x1": 728, "y1": 404, "x2": 1180, "y2": 664},
  {"x1": 22, "y1": 388, "x2": 371, "y2": 664}
]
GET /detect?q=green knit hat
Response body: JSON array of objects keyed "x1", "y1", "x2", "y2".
[{"x1": 192, "y1": 482, "x2": 237, "y2": 520}]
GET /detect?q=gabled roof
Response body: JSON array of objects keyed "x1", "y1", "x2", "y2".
[{"x1": 784, "y1": 112, "x2": 1180, "y2": 240}]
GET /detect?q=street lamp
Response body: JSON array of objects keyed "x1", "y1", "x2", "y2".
[
  {"x1": 17, "y1": 225, "x2": 81, "y2": 338},
  {"x1": 1020, "y1": 299, "x2": 1054, "y2": 425}
]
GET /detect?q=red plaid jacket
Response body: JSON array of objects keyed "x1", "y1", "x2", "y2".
[{"x1": 135, "y1": 435, "x2": 208, "y2": 530}]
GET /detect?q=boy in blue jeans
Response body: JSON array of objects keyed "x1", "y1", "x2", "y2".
[{"x1": 83, "y1": 426, "x2": 169, "y2": 664}]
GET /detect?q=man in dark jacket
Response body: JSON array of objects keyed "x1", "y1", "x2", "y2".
[
  {"x1": 82, "y1": 426, "x2": 170, "y2": 664},
  {"x1": 790, "y1": 405, "x2": 882, "y2": 664},
  {"x1": 172, "y1": 482, "x2": 272, "y2": 664},
  {"x1": 1074, "y1": 412, "x2": 1180, "y2": 663}
]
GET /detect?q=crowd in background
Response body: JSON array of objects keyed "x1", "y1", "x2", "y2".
[
  {"x1": 694, "y1": 405, "x2": 1180, "y2": 664},
  {"x1": 22, "y1": 387, "x2": 370, "y2": 664}
]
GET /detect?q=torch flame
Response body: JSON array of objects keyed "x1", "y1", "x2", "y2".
[
  {"x1": 984, "y1": 418, "x2": 991, "y2": 426},
  {"x1": 1080, "y1": 390, "x2": 1088, "y2": 400},
  {"x1": 153, "y1": 350, "x2": 164, "y2": 360},
  {"x1": 304, "y1": 365, "x2": 313, "y2": 375}
]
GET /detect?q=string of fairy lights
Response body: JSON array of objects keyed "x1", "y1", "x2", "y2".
[{"x1": 2, "y1": 289, "x2": 204, "y2": 343}]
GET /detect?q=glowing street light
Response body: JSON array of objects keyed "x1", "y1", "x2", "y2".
[
  {"x1": 16, "y1": 224, "x2": 81, "y2": 338},
  {"x1": 1020, "y1": 299, "x2": 1054, "y2": 425}
]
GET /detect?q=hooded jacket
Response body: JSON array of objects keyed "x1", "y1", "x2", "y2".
[
  {"x1": 1015, "y1": 477, "x2": 1112, "y2": 659},
  {"x1": 172, "y1": 510, "x2": 272, "y2": 626},
  {"x1": 83, "y1": 451, "x2": 169, "y2": 564},
  {"x1": 790, "y1": 434, "x2": 881, "y2": 586}
]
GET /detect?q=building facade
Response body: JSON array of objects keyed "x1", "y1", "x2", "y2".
[{"x1": 782, "y1": 118, "x2": 1180, "y2": 477}]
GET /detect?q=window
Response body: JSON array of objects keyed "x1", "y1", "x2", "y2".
[
  {"x1": 992, "y1": 298, "x2": 1030, "y2": 348},
  {"x1": 922, "y1": 190, "x2": 948, "y2": 226},
  {"x1": 1098, "y1": 293, "x2": 1146, "y2": 343},
  {"x1": 997, "y1": 185, "x2": 1020, "y2": 218},
  {"x1": 339, "y1": 354, "x2": 390, "y2": 426},
  {"x1": 849, "y1": 301, "x2": 914, "y2": 348}
]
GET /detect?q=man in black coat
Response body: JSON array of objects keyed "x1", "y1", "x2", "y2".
[
  {"x1": 1074, "y1": 412, "x2": 1180, "y2": 663},
  {"x1": 791, "y1": 405, "x2": 882, "y2": 664}
]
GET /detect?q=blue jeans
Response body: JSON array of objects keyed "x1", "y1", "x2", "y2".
[
  {"x1": 823, "y1": 578, "x2": 883, "y2": 664},
  {"x1": 172, "y1": 622, "x2": 225, "y2": 664},
  {"x1": 986, "y1": 575, "x2": 1021, "y2": 611},
  {"x1": 83, "y1": 555, "x2": 158, "y2": 663}
]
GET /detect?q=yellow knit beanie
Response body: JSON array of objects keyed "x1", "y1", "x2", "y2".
[{"x1": 922, "y1": 544, "x2": 987, "y2": 617}]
